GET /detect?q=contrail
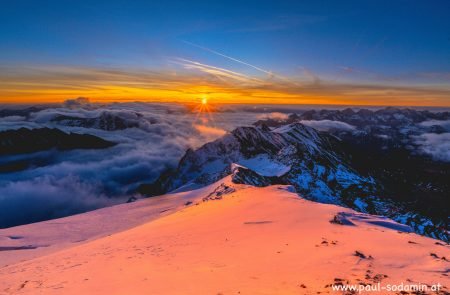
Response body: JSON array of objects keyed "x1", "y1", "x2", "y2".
[
  {"x1": 182, "y1": 40, "x2": 273, "y2": 76},
  {"x1": 172, "y1": 57, "x2": 265, "y2": 84},
  {"x1": 182, "y1": 40, "x2": 300, "y2": 86}
]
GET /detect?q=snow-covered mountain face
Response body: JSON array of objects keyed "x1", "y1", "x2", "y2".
[
  {"x1": 151, "y1": 123, "x2": 377, "y2": 203},
  {"x1": 143, "y1": 108, "x2": 449, "y2": 242}
]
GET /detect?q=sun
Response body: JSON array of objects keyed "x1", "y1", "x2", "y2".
[{"x1": 192, "y1": 95, "x2": 216, "y2": 126}]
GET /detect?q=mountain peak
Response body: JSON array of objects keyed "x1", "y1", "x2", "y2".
[{"x1": 142, "y1": 115, "x2": 449, "y2": 241}]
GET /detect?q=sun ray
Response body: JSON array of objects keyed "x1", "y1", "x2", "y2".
[{"x1": 192, "y1": 95, "x2": 218, "y2": 127}]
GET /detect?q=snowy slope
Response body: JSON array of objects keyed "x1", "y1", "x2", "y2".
[
  {"x1": 0, "y1": 177, "x2": 448, "y2": 294},
  {"x1": 0, "y1": 184, "x2": 220, "y2": 268}
]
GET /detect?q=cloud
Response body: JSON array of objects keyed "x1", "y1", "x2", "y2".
[
  {"x1": 256, "y1": 112, "x2": 289, "y2": 121},
  {"x1": 194, "y1": 124, "x2": 227, "y2": 137},
  {"x1": 173, "y1": 58, "x2": 265, "y2": 85},
  {"x1": 299, "y1": 120, "x2": 356, "y2": 132},
  {"x1": 413, "y1": 133, "x2": 450, "y2": 162},
  {"x1": 0, "y1": 102, "x2": 273, "y2": 227},
  {"x1": 63, "y1": 97, "x2": 91, "y2": 108},
  {"x1": 1, "y1": 64, "x2": 449, "y2": 106},
  {"x1": 0, "y1": 175, "x2": 115, "y2": 228},
  {"x1": 419, "y1": 119, "x2": 450, "y2": 131},
  {"x1": 181, "y1": 41, "x2": 277, "y2": 79}
]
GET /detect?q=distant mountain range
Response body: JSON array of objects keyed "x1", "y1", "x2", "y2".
[
  {"x1": 139, "y1": 107, "x2": 449, "y2": 241},
  {"x1": 0, "y1": 127, "x2": 116, "y2": 156},
  {"x1": 50, "y1": 112, "x2": 144, "y2": 131},
  {"x1": 256, "y1": 106, "x2": 450, "y2": 129}
]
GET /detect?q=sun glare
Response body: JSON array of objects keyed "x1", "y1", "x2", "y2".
[{"x1": 192, "y1": 95, "x2": 216, "y2": 127}]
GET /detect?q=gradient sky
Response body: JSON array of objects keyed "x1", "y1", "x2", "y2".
[{"x1": 1, "y1": 0, "x2": 450, "y2": 105}]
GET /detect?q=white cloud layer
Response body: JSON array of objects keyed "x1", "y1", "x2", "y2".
[
  {"x1": 0, "y1": 102, "x2": 265, "y2": 227},
  {"x1": 419, "y1": 119, "x2": 450, "y2": 131},
  {"x1": 413, "y1": 133, "x2": 450, "y2": 162},
  {"x1": 256, "y1": 112, "x2": 289, "y2": 121}
]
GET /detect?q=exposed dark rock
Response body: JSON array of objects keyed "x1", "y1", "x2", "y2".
[
  {"x1": 0, "y1": 127, "x2": 116, "y2": 156},
  {"x1": 230, "y1": 164, "x2": 286, "y2": 187}
]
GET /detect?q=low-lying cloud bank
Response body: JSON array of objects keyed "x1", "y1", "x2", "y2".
[
  {"x1": 256, "y1": 112, "x2": 290, "y2": 121},
  {"x1": 419, "y1": 119, "x2": 450, "y2": 131},
  {"x1": 0, "y1": 175, "x2": 111, "y2": 228},
  {"x1": 413, "y1": 133, "x2": 450, "y2": 162},
  {"x1": 0, "y1": 102, "x2": 264, "y2": 227}
]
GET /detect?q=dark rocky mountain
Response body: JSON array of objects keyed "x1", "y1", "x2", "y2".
[
  {"x1": 254, "y1": 107, "x2": 450, "y2": 238},
  {"x1": 230, "y1": 164, "x2": 286, "y2": 187},
  {"x1": 298, "y1": 107, "x2": 449, "y2": 127},
  {"x1": 139, "y1": 107, "x2": 449, "y2": 241},
  {"x1": 0, "y1": 127, "x2": 116, "y2": 156}
]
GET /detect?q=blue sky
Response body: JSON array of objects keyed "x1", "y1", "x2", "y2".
[{"x1": 1, "y1": 0, "x2": 449, "y2": 105}]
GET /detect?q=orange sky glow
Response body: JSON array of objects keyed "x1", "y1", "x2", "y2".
[{"x1": 1, "y1": 65, "x2": 449, "y2": 106}]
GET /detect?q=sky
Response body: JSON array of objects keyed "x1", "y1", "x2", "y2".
[{"x1": 0, "y1": 0, "x2": 449, "y2": 106}]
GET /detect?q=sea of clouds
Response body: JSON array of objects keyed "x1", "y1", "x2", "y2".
[
  {"x1": 415, "y1": 119, "x2": 450, "y2": 162},
  {"x1": 0, "y1": 100, "x2": 448, "y2": 227},
  {"x1": 0, "y1": 101, "x2": 277, "y2": 227}
]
